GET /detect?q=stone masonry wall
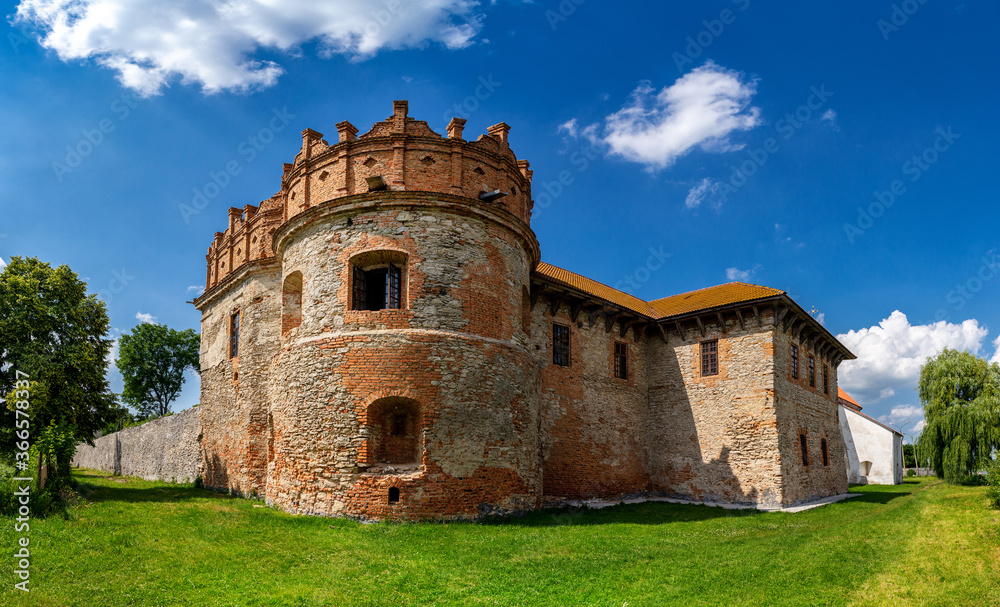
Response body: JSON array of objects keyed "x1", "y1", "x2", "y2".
[
  {"x1": 532, "y1": 296, "x2": 650, "y2": 501},
  {"x1": 646, "y1": 312, "x2": 783, "y2": 507},
  {"x1": 773, "y1": 328, "x2": 848, "y2": 504},
  {"x1": 72, "y1": 407, "x2": 201, "y2": 482}
]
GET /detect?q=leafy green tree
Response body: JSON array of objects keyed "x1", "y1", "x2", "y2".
[
  {"x1": 116, "y1": 323, "x2": 200, "y2": 418},
  {"x1": 902, "y1": 444, "x2": 917, "y2": 468},
  {"x1": 916, "y1": 348, "x2": 1000, "y2": 482},
  {"x1": 0, "y1": 257, "x2": 118, "y2": 478}
]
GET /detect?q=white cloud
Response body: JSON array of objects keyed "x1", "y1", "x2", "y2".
[
  {"x1": 187, "y1": 285, "x2": 206, "y2": 296},
  {"x1": 105, "y1": 337, "x2": 119, "y2": 369},
  {"x1": 685, "y1": 177, "x2": 720, "y2": 209},
  {"x1": 991, "y1": 335, "x2": 1000, "y2": 365},
  {"x1": 725, "y1": 264, "x2": 761, "y2": 282},
  {"x1": 0, "y1": 256, "x2": 6, "y2": 269},
  {"x1": 15, "y1": 0, "x2": 483, "y2": 95},
  {"x1": 602, "y1": 62, "x2": 761, "y2": 170},
  {"x1": 821, "y1": 109, "x2": 837, "y2": 123},
  {"x1": 837, "y1": 311, "x2": 988, "y2": 405},
  {"x1": 136, "y1": 312, "x2": 157, "y2": 324}
]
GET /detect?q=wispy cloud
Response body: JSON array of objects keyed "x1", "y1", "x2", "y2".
[
  {"x1": 725, "y1": 264, "x2": 761, "y2": 281},
  {"x1": 187, "y1": 285, "x2": 206, "y2": 296},
  {"x1": 685, "y1": 177, "x2": 721, "y2": 209},
  {"x1": 14, "y1": 0, "x2": 484, "y2": 96},
  {"x1": 562, "y1": 62, "x2": 762, "y2": 171},
  {"x1": 136, "y1": 311, "x2": 157, "y2": 324}
]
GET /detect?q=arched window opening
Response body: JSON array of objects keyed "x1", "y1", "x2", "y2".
[
  {"x1": 367, "y1": 397, "x2": 421, "y2": 467},
  {"x1": 350, "y1": 251, "x2": 407, "y2": 311},
  {"x1": 799, "y1": 434, "x2": 809, "y2": 466},
  {"x1": 820, "y1": 438, "x2": 829, "y2": 466},
  {"x1": 282, "y1": 271, "x2": 303, "y2": 337}
]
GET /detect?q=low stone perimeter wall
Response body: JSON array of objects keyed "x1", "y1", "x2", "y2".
[{"x1": 72, "y1": 407, "x2": 201, "y2": 483}]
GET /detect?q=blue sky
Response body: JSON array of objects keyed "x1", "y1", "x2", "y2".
[{"x1": 2, "y1": 0, "x2": 997, "y2": 438}]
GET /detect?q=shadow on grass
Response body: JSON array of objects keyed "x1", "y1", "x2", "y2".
[
  {"x1": 485, "y1": 500, "x2": 766, "y2": 528},
  {"x1": 73, "y1": 469, "x2": 229, "y2": 505},
  {"x1": 846, "y1": 480, "x2": 923, "y2": 506}
]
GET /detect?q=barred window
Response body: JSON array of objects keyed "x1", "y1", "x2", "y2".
[
  {"x1": 701, "y1": 340, "x2": 719, "y2": 376},
  {"x1": 353, "y1": 262, "x2": 403, "y2": 311},
  {"x1": 614, "y1": 342, "x2": 628, "y2": 379},
  {"x1": 229, "y1": 311, "x2": 240, "y2": 359},
  {"x1": 791, "y1": 344, "x2": 799, "y2": 379},
  {"x1": 808, "y1": 355, "x2": 816, "y2": 387},
  {"x1": 553, "y1": 324, "x2": 570, "y2": 367}
]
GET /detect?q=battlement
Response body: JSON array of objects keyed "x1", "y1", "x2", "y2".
[{"x1": 202, "y1": 100, "x2": 535, "y2": 295}]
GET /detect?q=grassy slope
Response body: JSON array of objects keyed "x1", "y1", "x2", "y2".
[{"x1": 1, "y1": 471, "x2": 997, "y2": 606}]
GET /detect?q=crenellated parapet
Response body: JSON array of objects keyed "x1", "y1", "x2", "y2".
[{"x1": 199, "y1": 100, "x2": 534, "y2": 296}]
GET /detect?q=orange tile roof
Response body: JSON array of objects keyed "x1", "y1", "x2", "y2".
[
  {"x1": 647, "y1": 282, "x2": 785, "y2": 318},
  {"x1": 534, "y1": 262, "x2": 652, "y2": 316},
  {"x1": 838, "y1": 387, "x2": 861, "y2": 410},
  {"x1": 533, "y1": 263, "x2": 785, "y2": 320}
]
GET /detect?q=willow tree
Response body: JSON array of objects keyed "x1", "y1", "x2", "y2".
[{"x1": 916, "y1": 348, "x2": 1000, "y2": 482}]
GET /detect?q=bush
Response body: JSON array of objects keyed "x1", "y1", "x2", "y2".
[
  {"x1": 986, "y1": 460, "x2": 1000, "y2": 510},
  {"x1": 0, "y1": 458, "x2": 71, "y2": 518},
  {"x1": 906, "y1": 469, "x2": 917, "y2": 477}
]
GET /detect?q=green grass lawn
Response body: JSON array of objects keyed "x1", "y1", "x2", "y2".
[{"x1": 2, "y1": 471, "x2": 998, "y2": 606}]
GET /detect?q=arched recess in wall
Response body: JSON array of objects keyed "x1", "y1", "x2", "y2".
[
  {"x1": 364, "y1": 397, "x2": 422, "y2": 467},
  {"x1": 349, "y1": 250, "x2": 408, "y2": 311},
  {"x1": 860, "y1": 461, "x2": 873, "y2": 477},
  {"x1": 282, "y1": 271, "x2": 303, "y2": 338}
]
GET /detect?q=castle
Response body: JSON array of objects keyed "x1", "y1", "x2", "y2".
[{"x1": 193, "y1": 101, "x2": 854, "y2": 520}]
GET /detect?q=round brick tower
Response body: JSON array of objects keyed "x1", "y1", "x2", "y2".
[{"x1": 194, "y1": 101, "x2": 541, "y2": 519}]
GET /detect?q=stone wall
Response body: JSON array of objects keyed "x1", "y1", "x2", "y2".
[
  {"x1": 533, "y1": 295, "x2": 650, "y2": 501},
  {"x1": 647, "y1": 312, "x2": 783, "y2": 507},
  {"x1": 72, "y1": 407, "x2": 201, "y2": 482}
]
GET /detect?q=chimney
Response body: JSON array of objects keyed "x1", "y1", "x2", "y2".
[
  {"x1": 336, "y1": 121, "x2": 358, "y2": 143},
  {"x1": 392, "y1": 100, "x2": 408, "y2": 133},
  {"x1": 517, "y1": 159, "x2": 533, "y2": 183},
  {"x1": 487, "y1": 122, "x2": 511, "y2": 144},
  {"x1": 447, "y1": 117, "x2": 467, "y2": 140}
]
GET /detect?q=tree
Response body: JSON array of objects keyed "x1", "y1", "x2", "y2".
[
  {"x1": 116, "y1": 323, "x2": 200, "y2": 418},
  {"x1": 916, "y1": 348, "x2": 1000, "y2": 482},
  {"x1": 0, "y1": 257, "x2": 118, "y2": 480}
]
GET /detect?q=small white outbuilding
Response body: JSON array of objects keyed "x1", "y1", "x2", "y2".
[{"x1": 838, "y1": 388, "x2": 904, "y2": 485}]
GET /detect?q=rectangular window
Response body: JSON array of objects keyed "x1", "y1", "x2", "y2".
[
  {"x1": 701, "y1": 340, "x2": 719, "y2": 376},
  {"x1": 800, "y1": 434, "x2": 809, "y2": 466},
  {"x1": 353, "y1": 264, "x2": 404, "y2": 311},
  {"x1": 821, "y1": 438, "x2": 829, "y2": 466},
  {"x1": 808, "y1": 355, "x2": 816, "y2": 387},
  {"x1": 552, "y1": 324, "x2": 570, "y2": 367},
  {"x1": 614, "y1": 342, "x2": 628, "y2": 379},
  {"x1": 229, "y1": 311, "x2": 240, "y2": 359},
  {"x1": 823, "y1": 365, "x2": 829, "y2": 394},
  {"x1": 791, "y1": 344, "x2": 799, "y2": 379}
]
